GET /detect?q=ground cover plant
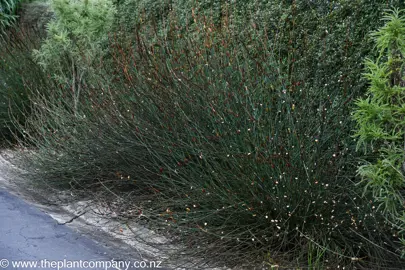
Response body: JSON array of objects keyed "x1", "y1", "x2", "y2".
[{"x1": 3, "y1": 0, "x2": 405, "y2": 269}]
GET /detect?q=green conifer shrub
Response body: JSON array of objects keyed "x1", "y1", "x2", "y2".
[{"x1": 353, "y1": 9, "x2": 405, "y2": 236}]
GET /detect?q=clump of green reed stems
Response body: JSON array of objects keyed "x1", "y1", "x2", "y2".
[
  {"x1": 0, "y1": 25, "x2": 49, "y2": 145},
  {"x1": 15, "y1": 10, "x2": 405, "y2": 270}
]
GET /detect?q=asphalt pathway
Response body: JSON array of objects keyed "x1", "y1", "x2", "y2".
[{"x1": 0, "y1": 189, "x2": 155, "y2": 270}]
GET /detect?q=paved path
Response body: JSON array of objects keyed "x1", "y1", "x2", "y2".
[{"x1": 0, "y1": 189, "x2": 156, "y2": 270}]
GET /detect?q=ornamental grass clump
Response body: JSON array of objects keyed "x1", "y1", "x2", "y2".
[
  {"x1": 104, "y1": 15, "x2": 404, "y2": 268},
  {"x1": 16, "y1": 6, "x2": 405, "y2": 268},
  {"x1": 0, "y1": 25, "x2": 48, "y2": 144}
]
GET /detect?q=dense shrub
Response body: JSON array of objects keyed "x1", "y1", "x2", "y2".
[
  {"x1": 32, "y1": 0, "x2": 116, "y2": 116},
  {"x1": 116, "y1": 0, "x2": 405, "y2": 103},
  {"x1": 14, "y1": 3, "x2": 405, "y2": 268},
  {"x1": 353, "y1": 9, "x2": 405, "y2": 239}
]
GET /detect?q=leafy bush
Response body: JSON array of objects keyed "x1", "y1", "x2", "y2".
[
  {"x1": 33, "y1": 0, "x2": 116, "y2": 115},
  {"x1": 353, "y1": 9, "x2": 405, "y2": 236},
  {"x1": 0, "y1": 0, "x2": 20, "y2": 32},
  {"x1": 16, "y1": 5, "x2": 405, "y2": 268}
]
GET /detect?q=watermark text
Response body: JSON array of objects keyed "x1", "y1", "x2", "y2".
[{"x1": 0, "y1": 258, "x2": 162, "y2": 269}]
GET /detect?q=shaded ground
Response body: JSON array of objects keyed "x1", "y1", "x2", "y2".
[{"x1": 0, "y1": 189, "x2": 119, "y2": 270}]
